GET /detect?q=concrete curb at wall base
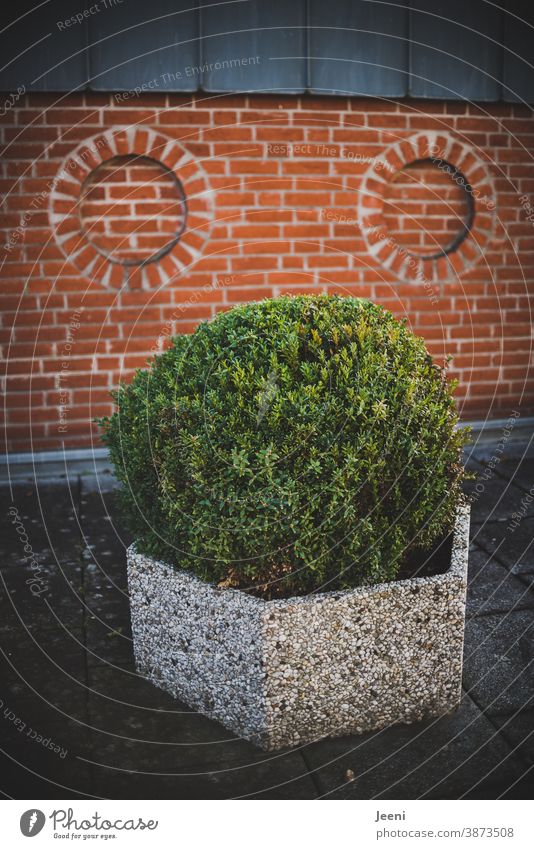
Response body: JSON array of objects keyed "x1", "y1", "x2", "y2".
[
  {"x1": 0, "y1": 447, "x2": 115, "y2": 487},
  {"x1": 1, "y1": 418, "x2": 532, "y2": 486},
  {"x1": 127, "y1": 507, "x2": 470, "y2": 750}
]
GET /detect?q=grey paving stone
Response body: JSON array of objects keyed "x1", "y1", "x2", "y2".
[
  {"x1": 302, "y1": 693, "x2": 523, "y2": 799},
  {"x1": 453, "y1": 766, "x2": 534, "y2": 799},
  {"x1": 1, "y1": 483, "x2": 84, "y2": 637},
  {"x1": 84, "y1": 607, "x2": 134, "y2": 669},
  {"x1": 81, "y1": 556, "x2": 133, "y2": 669},
  {"x1": 0, "y1": 564, "x2": 81, "y2": 644},
  {"x1": 0, "y1": 550, "x2": 88, "y2": 726},
  {"x1": 86, "y1": 664, "x2": 193, "y2": 720},
  {"x1": 74, "y1": 748, "x2": 317, "y2": 800},
  {"x1": 472, "y1": 518, "x2": 534, "y2": 586},
  {"x1": 495, "y1": 457, "x2": 534, "y2": 493},
  {"x1": 1, "y1": 483, "x2": 82, "y2": 563},
  {"x1": 0, "y1": 737, "x2": 95, "y2": 799},
  {"x1": 1, "y1": 618, "x2": 88, "y2": 722},
  {"x1": 463, "y1": 475, "x2": 527, "y2": 524},
  {"x1": 492, "y1": 710, "x2": 534, "y2": 767},
  {"x1": 0, "y1": 648, "x2": 92, "y2": 795},
  {"x1": 463, "y1": 610, "x2": 534, "y2": 716},
  {"x1": 467, "y1": 546, "x2": 534, "y2": 617},
  {"x1": 79, "y1": 487, "x2": 132, "y2": 574},
  {"x1": 494, "y1": 768, "x2": 534, "y2": 799}
]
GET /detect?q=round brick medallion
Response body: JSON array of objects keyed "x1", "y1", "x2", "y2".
[
  {"x1": 358, "y1": 132, "x2": 496, "y2": 282},
  {"x1": 50, "y1": 127, "x2": 214, "y2": 289}
]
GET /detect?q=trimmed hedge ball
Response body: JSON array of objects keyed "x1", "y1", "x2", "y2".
[{"x1": 99, "y1": 295, "x2": 466, "y2": 597}]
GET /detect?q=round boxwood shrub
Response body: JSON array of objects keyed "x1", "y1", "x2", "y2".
[{"x1": 99, "y1": 295, "x2": 466, "y2": 597}]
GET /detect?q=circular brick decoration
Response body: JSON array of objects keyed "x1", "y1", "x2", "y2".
[
  {"x1": 50, "y1": 127, "x2": 214, "y2": 289},
  {"x1": 358, "y1": 132, "x2": 496, "y2": 282}
]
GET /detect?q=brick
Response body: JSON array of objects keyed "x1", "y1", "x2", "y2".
[
  {"x1": 216, "y1": 192, "x2": 256, "y2": 206},
  {"x1": 203, "y1": 127, "x2": 252, "y2": 142},
  {"x1": 242, "y1": 241, "x2": 290, "y2": 255},
  {"x1": 159, "y1": 110, "x2": 211, "y2": 125},
  {"x1": 226, "y1": 287, "x2": 273, "y2": 302},
  {"x1": 285, "y1": 192, "x2": 332, "y2": 206},
  {"x1": 232, "y1": 225, "x2": 280, "y2": 238}
]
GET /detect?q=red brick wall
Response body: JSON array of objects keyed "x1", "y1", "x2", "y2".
[{"x1": 1, "y1": 93, "x2": 533, "y2": 453}]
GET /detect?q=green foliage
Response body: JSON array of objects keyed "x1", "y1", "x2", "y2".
[{"x1": 99, "y1": 295, "x2": 467, "y2": 597}]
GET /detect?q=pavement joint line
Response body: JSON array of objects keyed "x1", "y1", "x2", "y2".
[
  {"x1": 467, "y1": 450, "x2": 532, "y2": 489},
  {"x1": 297, "y1": 745, "x2": 322, "y2": 798},
  {"x1": 476, "y1": 459, "x2": 534, "y2": 497},
  {"x1": 77, "y1": 473, "x2": 96, "y2": 794},
  {"x1": 466, "y1": 605, "x2": 534, "y2": 619},
  {"x1": 496, "y1": 762, "x2": 534, "y2": 800},
  {"x1": 464, "y1": 700, "x2": 534, "y2": 773},
  {"x1": 470, "y1": 517, "x2": 533, "y2": 526}
]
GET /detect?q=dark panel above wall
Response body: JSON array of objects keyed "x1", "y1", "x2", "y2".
[
  {"x1": 89, "y1": 1, "x2": 199, "y2": 92},
  {"x1": 0, "y1": 0, "x2": 87, "y2": 92},
  {"x1": 1, "y1": 0, "x2": 533, "y2": 102},
  {"x1": 309, "y1": 0, "x2": 408, "y2": 97},
  {"x1": 410, "y1": 0, "x2": 503, "y2": 100},
  {"x1": 200, "y1": 0, "x2": 306, "y2": 93},
  {"x1": 502, "y1": 0, "x2": 534, "y2": 103}
]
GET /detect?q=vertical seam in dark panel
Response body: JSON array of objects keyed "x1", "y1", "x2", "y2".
[
  {"x1": 498, "y1": 2, "x2": 505, "y2": 103},
  {"x1": 407, "y1": 0, "x2": 414, "y2": 98},
  {"x1": 305, "y1": 0, "x2": 311, "y2": 92},
  {"x1": 84, "y1": 0, "x2": 91, "y2": 91},
  {"x1": 404, "y1": 0, "x2": 410, "y2": 98},
  {"x1": 198, "y1": 0, "x2": 204, "y2": 91}
]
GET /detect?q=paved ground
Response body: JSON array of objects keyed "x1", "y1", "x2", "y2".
[{"x1": 1, "y1": 451, "x2": 533, "y2": 799}]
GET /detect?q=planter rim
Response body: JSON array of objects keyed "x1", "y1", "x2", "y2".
[{"x1": 127, "y1": 503, "x2": 470, "y2": 610}]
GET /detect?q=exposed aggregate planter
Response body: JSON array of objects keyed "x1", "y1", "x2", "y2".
[{"x1": 127, "y1": 505, "x2": 470, "y2": 750}]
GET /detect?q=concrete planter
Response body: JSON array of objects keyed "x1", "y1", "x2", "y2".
[{"x1": 127, "y1": 505, "x2": 470, "y2": 750}]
